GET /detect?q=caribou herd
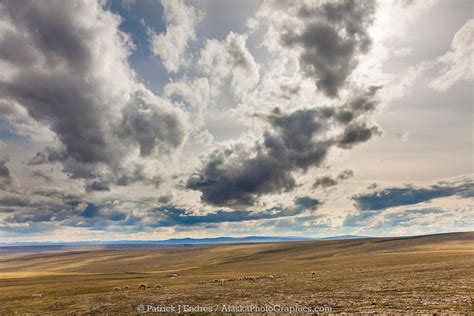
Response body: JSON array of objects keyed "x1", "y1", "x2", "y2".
[
  {"x1": 109, "y1": 271, "x2": 317, "y2": 291},
  {"x1": 30, "y1": 271, "x2": 318, "y2": 298}
]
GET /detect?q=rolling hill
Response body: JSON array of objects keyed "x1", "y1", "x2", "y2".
[{"x1": 0, "y1": 232, "x2": 472, "y2": 314}]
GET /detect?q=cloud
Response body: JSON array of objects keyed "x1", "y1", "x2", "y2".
[
  {"x1": 0, "y1": 0, "x2": 130, "y2": 163},
  {"x1": 0, "y1": 0, "x2": 189, "y2": 189},
  {"x1": 0, "y1": 188, "x2": 128, "y2": 229},
  {"x1": 343, "y1": 175, "x2": 474, "y2": 230},
  {"x1": 280, "y1": 0, "x2": 377, "y2": 97},
  {"x1": 313, "y1": 169, "x2": 354, "y2": 189},
  {"x1": 344, "y1": 205, "x2": 474, "y2": 234},
  {"x1": 80, "y1": 203, "x2": 100, "y2": 218},
  {"x1": 0, "y1": 190, "x2": 80, "y2": 224},
  {"x1": 147, "y1": 197, "x2": 318, "y2": 227},
  {"x1": 0, "y1": 100, "x2": 28, "y2": 120},
  {"x1": 313, "y1": 175, "x2": 338, "y2": 189},
  {"x1": 157, "y1": 194, "x2": 173, "y2": 204},
  {"x1": 337, "y1": 169, "x2": 354, "y2": 180},
  {"x1": 85, "y1": 181, "x2": 110, "y2": 192},
  {"x1": 27, "y1": 149, "x2": 66, "y2": 166},
  {"x1": 367, "y1": 182, "x2": 378, "y2": 190},
  {"x1": 198, "y1": 32, "x2": 260, "y2": 95},
  {"x1": 374, "y1": 207, "x2": 445, "y2": 228},
  {"x1": 430, "y1": 19, "x2": 474, "y2": 91},
  {"x1": 163, "y1": 77, "x2": 211, "y2": 118},
  {"x1": 30, "y1": 170, "x2": 52, "y2": 182},
  {"x1": 148, "y1": 0, "x2": 200, "y2": 73},
  {"x1": 337, "y1": 122, "x2": 382, "y2": 148},
  {"x1": 116, "y1": 91, "x2": 188, "y2": 157},
  {"x1": 0, "y1": 186, "x2": 318, "y2": 232},
  {"x1": 0, "y1": 160, "x2": 12, "y2": 187},
  {"x1": 148, "y1": 207, "x2": 289, "y2": 226},
  {"x1": 187, "y1": 89, "x2": 380, "y2": 207},
  {"x1": 294, "y1": 196, "x2": 319, "y2": 209},
  {"x1": 353, "y1": 175, "x2": 473, "y2": 211}
]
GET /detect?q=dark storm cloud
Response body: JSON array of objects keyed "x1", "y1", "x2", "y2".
[
  {"x1": 187, "y1": 143, "x2": 297, "y2": 207},
  {"x1": 80, "y1": 203, "x2": 99, "y2": 218},
  {"x1": 74, "y1": 163, "x2": 162, "y2": 192},
  {"x1": 3, "y1": 72, "x2": 116, "y2": 164},
  {"x1": 187, "y1": 90, "x2": 380, "y2": 207},
  {"x1": 1, "y1": 199, "x2": 72, "y2": 224},
  {"x1": 367, "y1": 182, "x2": 378, "y2": 189},
  {"x1": 115, "y1": 165, "x2": 162, "y2": 188},
  {"x1": 0, "y1": 0, "x2": 188, "y2": 189},
  {"x1": 279, "y1": 83, "x2": 301, "y2": 100},
  {"x1": 0, "y1": 189, "x2": 67, "y2": 224},
  {"x1": 27, "y1": 149, "x2": 66, "y2": 166},
  {"x1": 32, "y1": 188, "x2": 82, "y2": 201},
  {"x1": 157, "y1": 194, "x2": 173, "y2": 204},
  {"x1": 337, "y1": 123, "x2": 382, "y2": 148},
  {"x1": 85, "y1": 181, "x2": 110, "y2": 192},
  {"x1": 187, "y1": 108, "x2": 333, "y2": 207},
  {"x1": 353, "y1": 178, "x2": 474, "y2": 211},
  {"x1": 0, "y1": 1, "x2": 92, "y2": 71},
  {"x1": 337, "y1": 169, "x2": 354, "y2": 180},
  {"x1": 0, "y1": 30, "x2": 38, "y2": 67},
  {"x1": 281, "y1": 0, "x2": 377, "y2": 97},
  {"x1": 294, "y1": 196, "x2": 319, "y2": 209},
  {"x1": 334, "y1": 86, "x2": 381, "y2": 124},
  {"x1": 0, "y1": 1, "x2": 117, "y2": 164},
  {"x1": 313, "y1": 176, "x2": 337, "y2": 188},
  {"x1": 0, "y1": 196, "x2": 38, "y2": 208},
  {"x1": 30, "y1": 170, "x2": 52, "y2": 182},
  {"x1": 0, "y1": 160, "x2": 12, "y2": 187},
  {"x1": 0, "y1": 208, "x2": 15, "y2": 214},
  {"x1": 0, "y1": 187, "x2": 86, "y2": 225},
  {"x1": 0, "y1": 190, "x2": 128, "y2": 227},
  {"x1": 116, "y1": 91, "x2": 187, "y2": 157},
  {"x1": 5, "y1": 209, "x2": 63, "y2": 224},
  {"x1": 0, "y1": 161, "x2": 11, "y2": 178},
  {"x1": 313, "y1": 169, "x2": 354, "y2": 189}
]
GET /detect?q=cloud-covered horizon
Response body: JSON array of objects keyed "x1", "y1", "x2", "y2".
[{"x1": 0, "y1": 0, "x2": 472, "y2": 241}]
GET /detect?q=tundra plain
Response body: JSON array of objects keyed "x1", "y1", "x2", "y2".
[{"x1": 0, "y1": 232, "x2": 473, "y2": 314}]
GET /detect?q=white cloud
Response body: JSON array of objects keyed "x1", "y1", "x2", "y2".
[
  {"x1": 148, "y1": 0, "x2": 200, "y2": 73},
  {"x1": 198, "y1": 32, "x2": 260, "y2": 97},
  {"x1": 163, "y1": 77, "x2": 211, "y2": 127},
  {"x1": 430, "y1": 19, "x2": 474, "y2": 91},
  {"x1": 393, "y1": 47, "x2": 413, "y2": 58}
]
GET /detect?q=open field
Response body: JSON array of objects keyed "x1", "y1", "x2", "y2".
[{"x1": 0, "y1": 232, "x2": 473, "y2": 314}]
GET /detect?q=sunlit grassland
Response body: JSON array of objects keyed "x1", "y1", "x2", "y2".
[{"x1": 0, "y1": 232, "x2": 472, "y2": 314}]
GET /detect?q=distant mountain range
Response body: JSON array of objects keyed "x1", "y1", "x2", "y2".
[
  {"x1": 0, "y1": 235, "x2": 370, "y2": 247},
  {"x1": 320, "y1": 235, "x2": 369, "y2": 240}
]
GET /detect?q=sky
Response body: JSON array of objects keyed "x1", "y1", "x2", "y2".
[{"x1": 0, "y1": 0, "x2": 472, "y2": 242}]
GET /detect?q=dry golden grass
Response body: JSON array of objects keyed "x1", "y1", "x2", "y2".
[{"x1": 0, "y1": 232, "x2": 472, "y2": 314}]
